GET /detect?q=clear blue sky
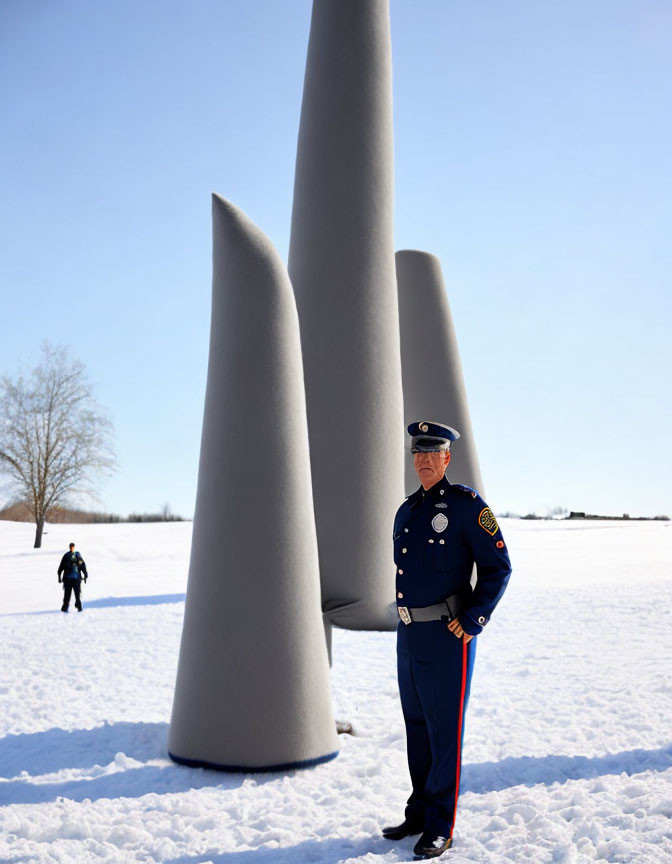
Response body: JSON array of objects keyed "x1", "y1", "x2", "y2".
[{"x1": 1, "y1": 0, "x2": 670, "y2": 518}]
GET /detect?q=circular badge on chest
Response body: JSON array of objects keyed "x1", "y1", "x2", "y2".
[{"x1": 431, "y1": 513, "x2": 448, "y2": 533}]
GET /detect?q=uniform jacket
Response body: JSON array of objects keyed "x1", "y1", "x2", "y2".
[
  {"x1": 57, "y1": 551, "x2": 88, "y2": 580},
  {"x1": 393, "y1": 475, "x2": 511, "y2": 635}
]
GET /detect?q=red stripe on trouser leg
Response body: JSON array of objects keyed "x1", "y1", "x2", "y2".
[{"x1": 449, "y1": 637, "x2": 468, "y2": 838}]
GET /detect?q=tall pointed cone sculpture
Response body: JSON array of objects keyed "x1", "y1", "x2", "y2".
[
  {"x1": 396, "y1": 250, "x2": 485, "y2": 497},
  {"x1": 288, "y1": 0, "x2": 403, "y2": 631},
  {"x1": 168, "y1": 195, "x2": 338, "y2": 771}
]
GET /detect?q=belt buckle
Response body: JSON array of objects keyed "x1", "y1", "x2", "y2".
[{"x1": 398, "y1": 606, "x2": 412, "y2": 625}]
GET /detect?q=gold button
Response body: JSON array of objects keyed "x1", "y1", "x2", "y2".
[
  {"x1": 402, "y1": 547, "x2": 407, "y2": 553},
  {"x1": 428, "y1": 539, "x2": 434, "y2": 544},
  {"x1": 404, "y1": 528, "x2": 409, "y2": 533},
  {"x1": 439, "y1": 539, "x2": 445, "y2": 545},
  {"x1": 440, "y1": 489, "x2": 445, "y2": 495},
  {"x1": 398, "y1": 592, "x2": 403, "y2": 599},
  {"x1": 398, "y1": 568, "x2": 404, "y2": 574},
  {"x1": 478, "y1": 616, "x2": 486, "y2": 624}
]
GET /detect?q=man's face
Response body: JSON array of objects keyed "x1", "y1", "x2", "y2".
[
  {"x1": 413, "y1": 449, "x2": 451, "y2": 490},
  {"x1": 69, "y1": 545, "x2": 75, "y2": 552}
]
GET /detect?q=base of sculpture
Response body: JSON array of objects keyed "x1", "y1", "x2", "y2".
[{"x1": 168, "y1": 749, "x2": 339, "y2": 774}]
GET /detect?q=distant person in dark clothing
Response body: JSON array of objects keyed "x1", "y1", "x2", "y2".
[{"x1": 57, "y1": 542, "x2": 88, "y2": 612}]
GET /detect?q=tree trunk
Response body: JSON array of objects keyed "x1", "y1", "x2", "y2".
[{"x1": 34, "y1": 518, "x2": 45, "y2": 549}]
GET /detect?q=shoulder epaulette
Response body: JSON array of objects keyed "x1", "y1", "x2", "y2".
[{"x1": 453, "y1": 483, "x2": 479, "y2": 499}]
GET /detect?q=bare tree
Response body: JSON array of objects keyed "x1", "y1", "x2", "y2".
[{"x1": 0, "y1": 343, "x2": 116, "y2": 548}]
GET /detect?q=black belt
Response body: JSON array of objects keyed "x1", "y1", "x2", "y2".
[{"x1": 397, "y1": 588, "x2": 471, "y2": 626}]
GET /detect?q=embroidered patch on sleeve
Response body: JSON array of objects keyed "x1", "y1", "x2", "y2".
[{"x1": 478, "y1": 507, "x2": 499, "y2": 536}]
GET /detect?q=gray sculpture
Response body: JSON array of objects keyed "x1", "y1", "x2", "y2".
[
  {"x1": 288, "y1": 0, "x2": 403, "y2": 631},
  {"x1": 396, "y1": 250, "x2": 485, "y2": 496},
  {"x1": 168, "y1": 195, "x2": 338, "y2": 771}
]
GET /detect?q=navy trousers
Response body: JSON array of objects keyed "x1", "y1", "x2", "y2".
[
  {"x1": 61, "y1": 577, "x2": 82, "y2": 611},
  {"x1": 397, "y1": 621, "x2": 476, "y2": 837}
]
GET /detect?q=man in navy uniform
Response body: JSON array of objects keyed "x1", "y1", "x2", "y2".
[
  {"x1": 383, "y1": 421, "x2": 511, "y2": 858},
  {"x1": 57, "y1": 542, "x2": 89, "y2": 612}
]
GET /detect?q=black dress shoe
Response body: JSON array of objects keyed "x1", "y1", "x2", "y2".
[
  {"x1": 413, "y1": 831, "x2": 452, "y2": 858},
  {"x1": 382, "y1": 819, "x2": 423, "y2": 840}
]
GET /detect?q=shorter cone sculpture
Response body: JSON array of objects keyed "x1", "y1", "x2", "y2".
[
  {"x1": 168, "y1": 195, "x2": 338, "y2": 771},
  {"x1": 396, "y1": 250, "x2": 484, "y2": 497}
]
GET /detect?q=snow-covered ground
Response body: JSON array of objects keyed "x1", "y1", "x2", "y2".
[{"x1": 1, "y1": 518, "x2": 671, "y2": 863}]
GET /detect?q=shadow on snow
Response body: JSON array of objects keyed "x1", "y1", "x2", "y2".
[
  {"x1": 85, "y1": 593, "x2": 185, "y2": 609},
  {"x1": 0, "y1": 593, "x2": 185, "y2": 617},
  {"x1": 0, "y1": 721, "x2": 170, "y2": 778},
  {"x1": 1, "y1": 721, "x2": 288, "y2": 806},
  {"x1": 461, "y1": 744, "x2": 672, "y2": 793},
  {"x1": 1, "y1": 720, "x2": 670, "y2": 808},
  {"x1": 163, "y1": 836, "x2": 397, "y2": 864}
]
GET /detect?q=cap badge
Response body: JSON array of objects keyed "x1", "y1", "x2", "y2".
[
  {"x1": 431, "y1": 513, "x2": 448, "y2": 533},
  {"x1": 419, "y1": 422, "x2": 429, "y2": 432}
]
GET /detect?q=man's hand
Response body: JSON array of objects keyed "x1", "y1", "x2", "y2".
[{"x1": 447, "y1": 617, "x2": 473, "y2": 643}]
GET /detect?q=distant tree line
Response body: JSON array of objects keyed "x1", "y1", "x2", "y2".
[
  {"x1": 497, "y1": 509, "x2": 669, "y2": 521},
  {"x1": 567, "y1": 511, "x2": 669, "y2": 522},
  {"x1": 0, "y1": 500, "x2": 186, "y2": 524},
  {"x1": 127, "y1": 503, "x2": 185, "y2": 523}
]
